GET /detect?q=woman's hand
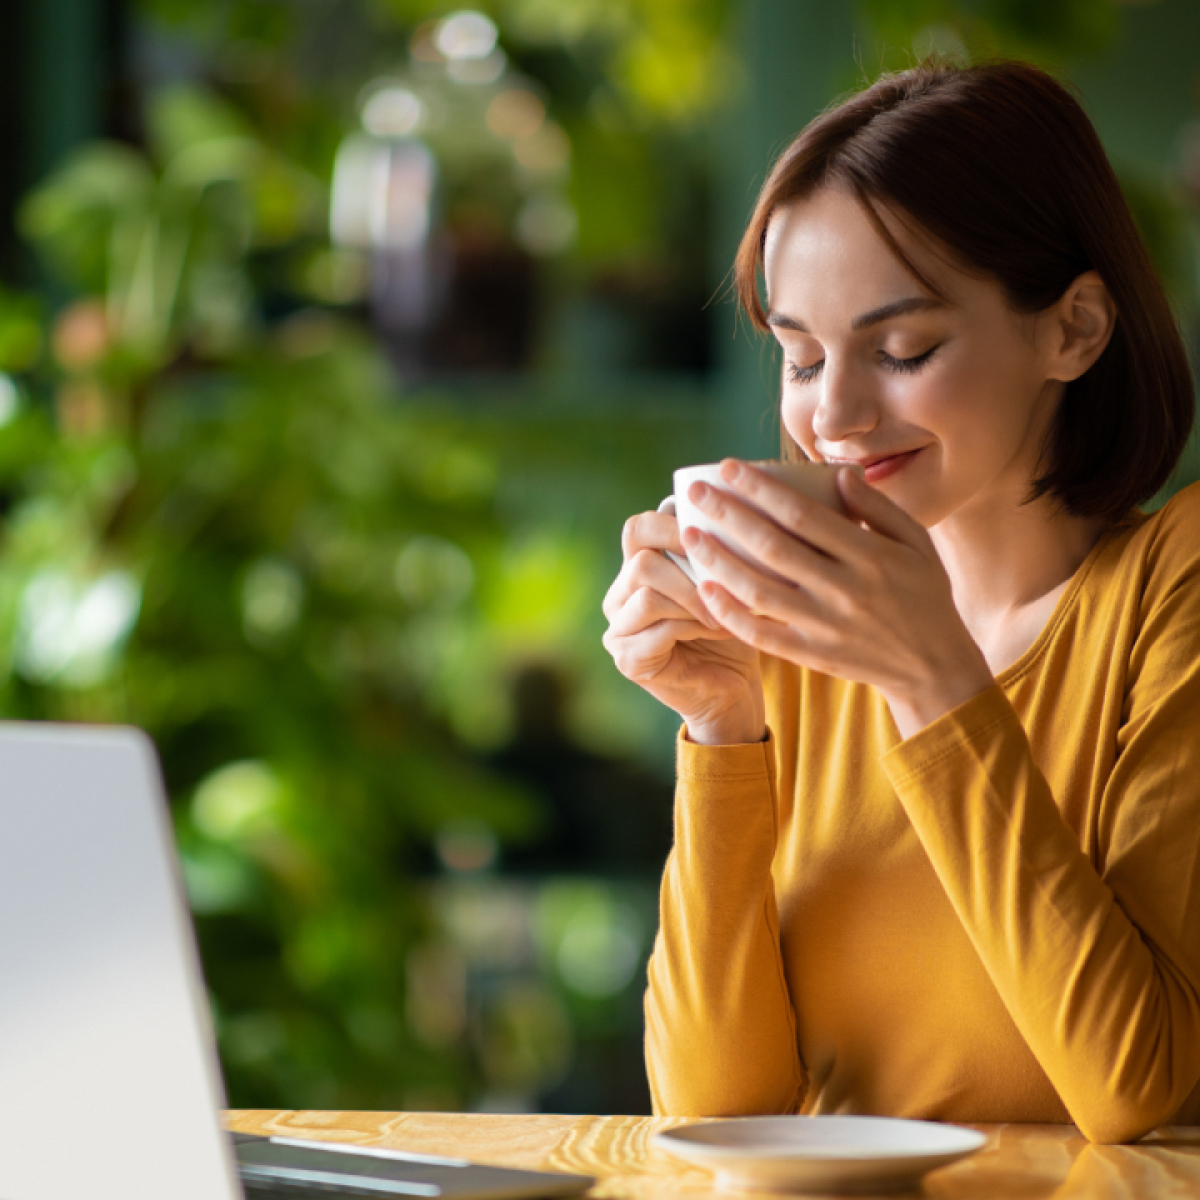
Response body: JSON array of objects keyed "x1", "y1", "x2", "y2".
[
  {"x1": 682, "y1": 459, "x2": 993, "y2": 740},
  {"x1": 602, "y1": 508, "x2": 766, "y2": 745}
]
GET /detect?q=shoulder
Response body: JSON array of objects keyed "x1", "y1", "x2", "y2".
[
  {"x1": 1145, "y1": 480, "x2": 1200, "y2": 534},
  {"x1": 1095, "y1": 483, "x2": 1200, "y2": 619},
  {"x1": 1133, "y1": 482, "x2": 1200, "y2": 586}
]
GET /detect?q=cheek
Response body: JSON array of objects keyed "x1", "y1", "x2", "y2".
[
  {"x1": 908, "y1": 358, "x2": 1040, "y2": 476},
  {"x1": 891, "y1": 350, "x2": 1000, "y2": 441},
  {"x1": 926, "y1": 352, "x2": 1030, "y2": 432},
  {"x1": 780, "y1": 388, "x2": 818, "y2": 451},
  {"x1": 887, "y1": 371, "x2": 959, "y2": 429}
]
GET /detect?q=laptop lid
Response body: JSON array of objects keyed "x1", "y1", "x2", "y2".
[{"x1": 0, "y1": 723, "x2": 240, "y2": 1200}]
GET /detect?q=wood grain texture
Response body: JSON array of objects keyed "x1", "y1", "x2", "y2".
[{"x1": 224, "y1": 1112, "x2": 1200, "y2": 1198}]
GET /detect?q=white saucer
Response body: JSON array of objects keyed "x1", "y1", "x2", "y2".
[{"x1": 652, "y1": 1115, "x2": 987, "y2": 1194}]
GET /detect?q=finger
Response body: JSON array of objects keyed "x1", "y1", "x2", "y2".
[
  {"x1": 645, "y1": 620, "x2": 736, "y2": 644},
  {"x1": 836, "y1": 468, "x2": 932, "y2": 550},
  {"x1": 684, "y1": 479, "x2": 843, "y2": 590},
  {"x1": 604, "y1": 549, "x2": 722, "y2": 628},
  {"x1": 604, "y1": 620, "x2": 735, "y2": 680},
  {"x1": 697, "y1": 581, "x2": 816, "y2": 663},
  {"x1": 608, "y1": 585, "x2": 718, "y2": 638},
  {"x1": 684, "y1": 527, "x2": 817, "y2": 622},
  {"x1": 622, "y1": 510, "x2": 685, "y2": 561},
  {"x1": 699, "y1": 463, "x2": 874, "y2": 565}
]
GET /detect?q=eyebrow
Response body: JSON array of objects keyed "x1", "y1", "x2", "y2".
[{"x1": 766, "y1": 295, "x2": 950, "y2": 333}]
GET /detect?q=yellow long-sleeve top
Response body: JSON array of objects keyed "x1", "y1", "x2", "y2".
[{"x1": 645, "y1": 483, "x2": 1200, "y2": 1144}]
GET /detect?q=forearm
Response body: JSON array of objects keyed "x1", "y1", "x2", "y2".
[
  {"x1": 646, "y1": 730, "x2": 806, "y2": 1116},
  {"x1": 884, "y1": 687, "x2": 1200, "y2": 1143}
]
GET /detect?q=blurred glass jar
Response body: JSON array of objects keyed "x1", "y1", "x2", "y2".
[{"x1": 330, "y1": 11, "x2": 577, "y2": 379}]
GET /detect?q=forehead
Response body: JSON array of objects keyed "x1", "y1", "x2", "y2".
[{"x1": 763, "y1": 189, "x2": 952, "y2": 325}]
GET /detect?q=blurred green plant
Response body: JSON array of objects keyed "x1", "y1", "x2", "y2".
[
  {"x1": 4, "y1": 85, "x2": 573, "y2": 1107},
  {"x1": 138, "y1": 0, "x2": 736, "y2": 128},
  {"x1": 21, "y1": 85, "x2": 324, "y2": 373},
  {"x1": 856, "y1": 0, "x2": 1121, "y2": 69},
  {"x1": 6, "y1": 66, "x2": 695, "y2": 1109},
  {"x1": 133, "y1": 0, "x2": 734, "y2": 298}
]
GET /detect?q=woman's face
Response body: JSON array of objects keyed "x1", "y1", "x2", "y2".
[{"x1": 764, "y1": 187, "x2": 1063, "y2": 530}]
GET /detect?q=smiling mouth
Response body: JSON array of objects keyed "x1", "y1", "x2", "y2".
[{"x1": 827, "y1": 449, "x2": 923, "y2": 483}]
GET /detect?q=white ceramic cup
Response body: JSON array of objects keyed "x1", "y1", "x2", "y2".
[{"x1": 659, "y1": 459, "x2": 845, "y2": 587}]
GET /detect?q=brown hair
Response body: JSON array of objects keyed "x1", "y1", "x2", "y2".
[{"x1": 734, "y1": 60, "x2": 1194, "y2": 522}]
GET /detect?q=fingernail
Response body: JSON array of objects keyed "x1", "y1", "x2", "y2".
[{"x1": 721, "y1": 459, "x2": 742, "y2": 482}]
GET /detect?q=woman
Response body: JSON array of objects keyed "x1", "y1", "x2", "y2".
[{"x1": 602, "y1": 59, "x2": 1200, "y2": 1144}]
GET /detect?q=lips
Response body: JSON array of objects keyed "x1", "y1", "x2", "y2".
[{"x1": 826, "y1": 448, "x2": 923, "y2": 483}]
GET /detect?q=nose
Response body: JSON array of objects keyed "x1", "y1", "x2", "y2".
[{"x1": 810, "y1": 358, "x2": 879, "y2": 446}]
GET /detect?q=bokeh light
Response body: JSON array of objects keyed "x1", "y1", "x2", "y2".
[
  {"x1": 362, "y1": 87, "x2": 424, "y2": 139},
  {"x1": 434, "y1": 12, "x2": 499, "y2": 62}
]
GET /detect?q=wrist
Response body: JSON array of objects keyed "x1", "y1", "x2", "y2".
[
  {"x1": 685, "y1": 697, "x2": 767, "y2": 746},
  {"x1": 685, "y1": 719, "x2": 767, "y2": 746},
  {"x1": 885, "y1": 654, "x2": 994, "y2": 741}
]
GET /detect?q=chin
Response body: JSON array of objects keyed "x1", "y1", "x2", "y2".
[{"x1": 875, "y1": 478, "x2": 946, "y2": 530}]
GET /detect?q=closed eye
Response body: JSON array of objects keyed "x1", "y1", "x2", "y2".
[
  {"x1": 786, "y1": 345, "x2": 941, "y2": 385},
  {"x1": 879, "y1": 345, "x2": 940, "y2": 373},
  {"x1": 786, "y1": 360, "x2": 823, "y2": 384}
]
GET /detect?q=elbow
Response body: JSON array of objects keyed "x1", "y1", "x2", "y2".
[
  {"x1": 1069, "y1": 1086, "x2": 1184, "y2": 1145},
  {"x1": 1074, "y1": 1109, "x2": 1157, "y2": 1146},
  {"x1": 1069, "y1": 1043, "x2": 1200, "y2": 1143},
  {"x1": 1063, "y1": 994, "x2": 1200, "y2": 1143}
]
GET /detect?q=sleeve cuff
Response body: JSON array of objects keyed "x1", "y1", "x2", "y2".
[
  {"x1": 677, "y1": 724, "x2": 777, "y2": 785},
  {"x1": 882, "y1": 683, "x2": 1017, "y2": 791}
]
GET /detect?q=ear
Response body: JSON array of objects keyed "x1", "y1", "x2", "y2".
[{"x1": 1045, "y1": 270, "x2": 1117, "y2": 382}]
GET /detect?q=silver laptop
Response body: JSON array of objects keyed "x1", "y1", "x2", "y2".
[{"x1": 0, "y1": 723, "x2": 594, "y2": 1200}]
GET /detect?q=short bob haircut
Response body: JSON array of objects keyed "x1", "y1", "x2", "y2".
[{"x1": 734, "y1": 60, "x2": 1194, "y2": 524}]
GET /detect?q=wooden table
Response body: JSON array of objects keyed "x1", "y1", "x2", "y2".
[{"x1": 227, "y1": 1111, "x2": 1200, "y2": 1198}]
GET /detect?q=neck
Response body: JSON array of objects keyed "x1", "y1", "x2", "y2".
[{"x1": 930, "y1": 490, "x2": 1107, "y2": 652}]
